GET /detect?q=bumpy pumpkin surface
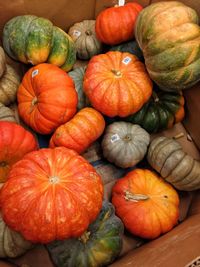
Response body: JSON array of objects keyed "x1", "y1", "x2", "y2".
[
  {"x1": 0, "y1": 147, "x2": 103, "y2": 243},
  {"x1": 135, "y1": 1, "x2": 200, "y2": 90},
  {"x1": 0, "y1": 47, "x2": 6, "y2": 78},
  {"x1": 102, "y1": 122, "x2": 150, "y2": 168},
  {"x1": 126, "y1": 89, "x2": 185, "y2": 133},
  {"x1": 50, "y1": 107, "x2": 105, "y2": 154},
  {"x1": 0, "y1": 121, "x2": 38, "y2": 183},
  {"x1": 148, "y1": 136, "x2": 200, "y2": 191},
  {"x1": 47, "y1": 201, "x2": 124, "y2": 267},
  {"x1": 0, "y1": 103, "x2": 16, "y2": 123},
  {"x1": 3, "y1": 15, "x2": 76, "y2": 71},
  {"x1": 68, "y1": 20, "x2": 102, "y2": 60},
  {"x1": 83, "y1": 51, "x2": 153, "y2": 117},
  {"x1": 17, "y1": 63, "x2": 78, "y2": 134},
  {"x1": 112, "y1": 169, "x2": 179, "y2": 239}
]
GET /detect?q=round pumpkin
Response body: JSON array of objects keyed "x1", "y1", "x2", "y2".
[
  {"x1": 112, "y1": 169, "x2": 179, "y2": 239},
  {"x1": 47, "y1": 201, "x2": 124, "y2": 267},
  {"x1": 0, "y1": 103, "x2": 17, "y2": 123},
  {"x1": 0, "y1": 46, "x2": 6, "y2": 78},
  {"x1": 3, "y1": 15, "x2": 76, "y2": 71},
  {"x1": 101, "y1": 122, "x2": 150, "y2": 168},
  {"x1": 126, "y1": 89, "x2": 185, "y2": 133},
  {"x1": 50, "y1": 107, "x2": 105, "y2": 154},
  {"x1": 147, "y1": 136, "x2": 200, "y2": 191},
  {"x1": 0, "y1": 121, "x2": 38, "y2": 183},
  {"x1": 83, "y1": 51, "x2": 153, "y2": 117},
  {"x1": 17, "y1": 63, "x2": 78, "y2": 134},
  {"x1": 0, "y1": 147, "x2": 103, "y2": 243},
  {"x1": 0, "y1": 212, "x2": 33, "y2": 258},
  {"x1": 68, "y1": 66, "x2": 90, "y2": 110},
  {"x1": 68, "y1": 20, "x2": 102, "y2": 60},
  {"x1": 135, "y1": 1, "x2": 200, "y2": 90},
  {"x1": 0, "y1": 64, "x2": 20, "y2": 106},
  {"x1": 95, "y1": 2, "x2": 143, "y2": 45}
]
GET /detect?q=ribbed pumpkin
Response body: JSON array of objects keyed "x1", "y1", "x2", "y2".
[
  {"x1": 0, "y1": 46, "x2": 6, "y2": 78},
  {"x1": 126, "y1": 89, "x2": 185, "y2": 133},
  {"x1": 148, "y1": 136, "x2": 200, "y2": 191},
  {"x1": 17, "y1": 63, "x2": 78, "y2": 134},
  {"x1": 112, "y1": 169, "x2": 179, "y2": 239},
  {"x1": 83, "y1": 51, "x2": 153, "y2": 117},
  {"x1": 135, "y1": 1, "x2": 200, "y2": 90},
  {"x1": 68, "y1": 20, "x2": 102, "y2": 60},
  {"x1": 95, "y1": 2, "x2": 143, "y2": 45},
  {"x1": 0, "y1": 103, "x2": 17, "y2": 123},
  {"x1": 68, "y1": 66, "x2": 90, "y2": 110},
  {"x1": 3, "y1": 15, "x2": 76, "y2": 71},
  {"x1": 0, "y1": 121, "x2": 38, "y2": 183},
  {"x1": 0, "y1": 147, "x2": 103, "y2": 243},
  {"x1": 0, "y1": 213, "x2": 33, "y2": 258},
  {"x1": 47, "y1": 201, "x2": 124, "y2": 267},
  {"x1": 50, "y1": 107, "x2": 105, "y2": 154},
  {"x1": 101, "y1": 122, "x2": 150, "y2": 168}
]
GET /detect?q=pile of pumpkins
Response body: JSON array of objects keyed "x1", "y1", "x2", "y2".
[{"x1": 0, "y1": 1, "x2": 200, "y2": 266}]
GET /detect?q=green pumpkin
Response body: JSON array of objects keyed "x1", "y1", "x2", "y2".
[
  {"x1": 68, "y1": 66, "x2": 90, "y2": 110},
  {"x1": 47, "y1": 201, "x2": 124, "y2": 267},
  {"x1": 3, "y1": 15, "x2": 76, "y2": 71},
  {"x1": 126, "y1": 89, "x2": 185, "y2": 133}
]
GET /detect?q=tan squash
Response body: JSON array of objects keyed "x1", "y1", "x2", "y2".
[
  {"x1": 0, "y1": 47, "x2": 6, "y2": 78},
  {"x1": 0, "y1": 103, "x2": 17, "y2": 122}
]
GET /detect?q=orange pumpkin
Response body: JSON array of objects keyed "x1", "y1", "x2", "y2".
[
  {"x1": 95, "y1": 2, "x2": 143, "y2": 45},
  {"x1": 0, "y1": 121, "x2": 38, "y2": 183},
  {"x1": 83, "y1": 51, "x2": 153, "y2": 117},
  {"x1": 50, "y1": 107, "x2": 105, "y2": 154},
  {"x1": 0, "y1": 147, "x2": 103, "y2": 243},
  {"x1": 112, "y1": 169, "x2": 179, "y2": 239},
  {"x1": 17, "y1": 63, "x2": 78, "y2": 134}
]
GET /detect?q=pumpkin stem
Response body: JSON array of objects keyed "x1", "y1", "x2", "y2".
[
  {"x1": 85, "y1": 30, "x2": 92, "y2": 36},
  {"x1": 0, "y1": 161, "x2": 7, "y2": 167},
  {"x1": 31, "y1": 97, "x2": 38, "y2": 106},
  {"x1": 152, "y1": 91, "x2": 159, "y2": 102},
  {"x1": 79, "y1": 231, "x2": 91, "y2": 244},
  {"x1": 111, "y1": 69, "x2": 122, "y2": 77},
  {"x1": 174, "y1": 133, "x2": 184, "y2": 139},
  {"x1": 123, "y1": 134, "x2": 132, "y2": 141},
  {"x1": 125, "y1": 191, "x2": 149, "y2": 202},
  {"x1": 49, "y1": 176, "x2": 60, "y2": 184}
]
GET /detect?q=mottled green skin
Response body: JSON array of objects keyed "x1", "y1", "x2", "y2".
[
  {"x1": 47, "y1": 201, "x2": 124, "y2": 267},
  {"x1": 135, "y1": 1, "x2": 200, "y2": 90}
]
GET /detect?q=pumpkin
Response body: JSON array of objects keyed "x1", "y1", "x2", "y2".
[
  {"x1": 17, "y1": 63, "x2": 78, "y2": 134},
  {"x1": 68, "y1": 66, "x2": 90, "y2": 110},
  {"x1": 47, "y1": 201, "x2": 124, "y2": 267},
  {"x1": 0, "y1": 121, "x2": 38, "y2": 183},
  {"x1": 0, "y1": 212, "x2": 33, "y2": 258},
  {"x1": 50, "y1": 107, "x2": 105, "y2": 154},
  {"x1": 3, "y1": 15, "x2": 76, "y2": 71},
  {"x1": 95, "y1": 2, "x2": 143, "y2": 45},
  {"x1": 112, "y1": 169, "x2": 179, "y2": 239},
  {"x1": 147, "y1": 136, "x2": 200, "y2": 191},
  {"x1": 68, "y1": 20, "x2": 102, "y2": 60},
  {"x1": 0, "y1": 147, "x2": 103, "y2": 243},
  {"x1": 0, "y1": 47, "x2": 6, "y2": 78},
  {"x1": 83, "y1": 51, "x2": 153, "y2": 117},
  {"x1": 101, "y1": 122, "x2": 150, "y2": 168},
  {"x1": 126, "y1": 89, "x2": 185, "y2": 133},
  {"x1": 0, "y1": 103, "x2": 17, "y2": 123},
  {"x1": 135, "y1": 1, "x2": 200, "y2": 91},
  {"x1": 0, "y1": 64, "x2": 20, "y2": 106}
]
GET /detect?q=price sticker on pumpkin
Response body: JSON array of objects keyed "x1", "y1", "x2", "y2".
[
  {"x1": 118, "y1": 0, "x2": 125, "y2": 6},
  {"x1": 111, "y1": 134, "x2": 120, "y2": 143},
  {"x1": 32, "y1": 69, "x2": 39, "y2": 78},
  {"x1": 122, "y1": 56, "x2": 132, "y2": 65},
  {"x1": 73, "y1": 30, "x2": 81, "y2": 37}
]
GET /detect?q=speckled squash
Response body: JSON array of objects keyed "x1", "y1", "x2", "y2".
[
  {"x1": 47, "y1": 201, "x2": 124, "y2": 267},
  {"x1": 0, "y1": 103, "x2": 17, "y2": 123},
  {"x1": 148, "y1": 136, "x2": 200, "y2": 191},
  {"x1": 102, "y1": 122, "x2": 150, "y2": 168},
  {"x1": 0, "y1": 47, "x2": 6, "y2": 78},
  {"x1": 135, "y1": 1, "x2": 200, "y2": 90}
]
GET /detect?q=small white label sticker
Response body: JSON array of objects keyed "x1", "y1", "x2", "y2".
[
  {"x1": 122, "y1": 56, "x2": 132, "y2": 65},
  {"x1": 32, "y1": 69, "x2": 39, "y2": 78},
  {"x1": 111, "y1": 134, "x2": 120, "y2": 143},
  {"x1": 73, "y1": 30, "x2": 81, "y2": 37},
  {"x1": 118, "y1": 0, "x2": 125, "y2": 6}
]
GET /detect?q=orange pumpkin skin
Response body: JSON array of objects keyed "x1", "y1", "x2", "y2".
[
  {"x1": 50, "y1": 107, "x2": 105, "y2": 154},
  {"x1": 0, "y1": 121, "x2": 38, "y2": 183},
  {"x1": 95, "y1": 3, "x2": 143, "y2": 45},
  {"x1": 112, "y1": 169, "x2": 179, "y2": 239},
  {"x1": 0, "y1": 147, "x2": 103, "y2": 243},
  {"x1": 17, "y1": 63, "x2": 78, "y2": 134},
  {"x1": 83, "y1": 51, "x2": 153, "y2": 117}
]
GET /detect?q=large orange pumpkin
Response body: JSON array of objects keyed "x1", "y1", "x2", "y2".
[
  {"x1": 50, "y1": 107, "x2": 105, "y2": 153},
  {"x1": 95, "y1": 2, "x2": 143, "y2": 45},
  {"x1": 0, "y1": 121, "x2": 38, "y2": 183},
  {"x1": 83, "y1": 51, "x2": 153, "y2": 117},
  {"x1": 17, "y1": 63, "x2": 78, "y2": 134},
  {"x1": 112, "y1": 169, "x2": 179, "y2": 239},
  {"x1": 0, "y1": 147, "x2": 103, "y2": 243}
]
